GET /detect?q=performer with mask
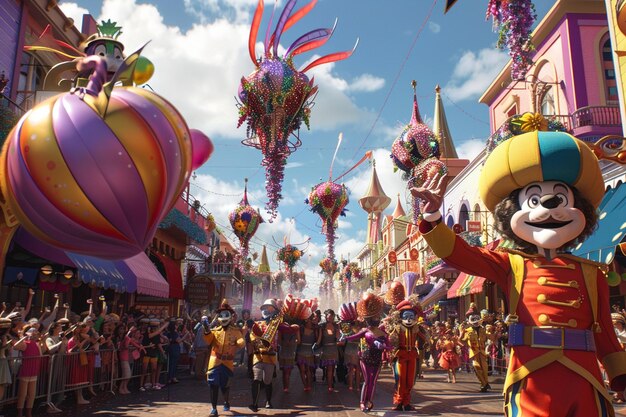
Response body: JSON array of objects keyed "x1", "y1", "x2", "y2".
[
  {"x1": 202, "y1": 300, "x2": 245, "y2": 417},
  {"x1": 460, "y1": 313, "x2": 490, "y2": 392},
  {"x1": 346, "y1": 292, "x2": 391, "y2": 412},
  {"x1": 388, "y1": 297, "x2": 423, "y2": 411},
  {"x1": 248, "y1": 299, "x2": 282, "y2": 412}
]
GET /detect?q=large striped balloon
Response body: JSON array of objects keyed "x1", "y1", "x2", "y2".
[{"x1": 1, "y1": 86, "x2": 195, "y2": 259}]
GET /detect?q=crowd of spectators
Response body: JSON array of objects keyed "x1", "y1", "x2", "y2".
[{"x1": 0, "y1": 291, "x2": 200, "y2": 417}]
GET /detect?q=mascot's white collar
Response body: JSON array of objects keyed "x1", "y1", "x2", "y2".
[{"x1": 510, "y1": 181, "x2": 585, "y2": 260}]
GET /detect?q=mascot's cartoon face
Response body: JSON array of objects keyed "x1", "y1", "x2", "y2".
[
  {"x1": 261, "y1": 305, "x2": 277, "y2": 320},
  {"x1": 217, "y1": 310, "x2": 233, "y2": 327},
  {"x1": 510, "y1": 181, "x2": 586, "y2": 250},
  {"x1": 401, "y1": 310, "x2": 417, "y2": 328}
]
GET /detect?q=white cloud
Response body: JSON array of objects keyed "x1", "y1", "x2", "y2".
[
  {"x1": 75, "y1": 0, "x2": 380, "y2": 140},
  {"x1": 349, "y1": 74, "x2": 385, "y2": 93},
  {"x1": 444, "y1": 48, "x2": 509, "y2": 102},
  {"x1": 285, "y1": 162, "x2": 305, "y2": 169},
  {"x1": 456, "y1": 138, "x2": 485, "y2": 161},
  {"x1": 183, "y1": 0, "x2": 259, "y2": 24},
  {"x1": 58, "y1": 2, "x2": 89, "y2": 28},
  {"x1": 428, "y1": 21, "x2": 441, "y2": 34}
]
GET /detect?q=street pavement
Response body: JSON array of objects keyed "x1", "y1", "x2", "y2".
[{"x1": 31, "y1": 365, "x2": 626, "y2": 417}]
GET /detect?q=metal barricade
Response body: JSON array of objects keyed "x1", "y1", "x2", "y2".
[
  {"x1": 0, "y1": 347, "x2": 174, "y2": 411},
  {"x1": 0, "y1": 354, "x2": 50, "y2": 408}
]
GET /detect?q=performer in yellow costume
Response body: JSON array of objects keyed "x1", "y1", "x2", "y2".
[
  {"x1": 461, "y1": 314, "x2": 490, "y2": 392},
  {"x1": 202, "y1": 301, "x2": 244, "y2": 417}
]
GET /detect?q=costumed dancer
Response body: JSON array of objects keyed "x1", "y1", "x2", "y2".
[
  {"x1": 201, "y1": 300, "x2": 245, "y2": 417},
  {"x1": 296, "y1": 314, "x2": 318, "y2": 392},
  {"x1": 317, "y1": 309, "x2": 340, "y2": 392},
  {"x1": 387, "y1": 297, "x2": 423, "y2": 411},
  {"x1": 338, "y1": 302, "x2": 361, "y2": 392},
  {"x1": 346, "y1": 292, "x2": 390, "y2": 412},
  {"x1": 278, "y1": 317, "x2": 300, "y2": 392},
  {"x1": 415, "y1": 317, "x2": 429, "y2": 380},
  {"x1": 461, "y1": 306, "x2": 490, "y2": 392},
  {"x1": 248, "y1": 299, "x2": 284, "y2": 411},
  {"x1": 436, "y1": 330, "x2": 462, "y2": 383},
  {"x1": 412, "y1": 116, "x2": 626, "y2": 416}
]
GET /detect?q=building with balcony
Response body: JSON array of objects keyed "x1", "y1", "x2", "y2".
[{"x1": 435, "y1": 0, "x2": 626, "y2": 320}]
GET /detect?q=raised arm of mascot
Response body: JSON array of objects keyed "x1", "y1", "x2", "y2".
[{"x1": 412, "y1": 127, "x2": 626, "y2": 416}]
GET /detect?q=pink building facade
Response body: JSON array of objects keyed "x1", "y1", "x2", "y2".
[{"x1": 480, "y1": 0, "x2": 622, "y2": 143}]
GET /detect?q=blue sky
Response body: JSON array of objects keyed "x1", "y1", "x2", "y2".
[{"x1": 59, "y1": 0, "x2": 552, "y2": 296}]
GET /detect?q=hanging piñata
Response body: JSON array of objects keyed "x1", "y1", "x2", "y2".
[
  {"x1": 238, "y1": 0, "x2": 357, "y2": 220},
  {"x1": 228, "y1": 179, "x2": 264, "y2": 268}
]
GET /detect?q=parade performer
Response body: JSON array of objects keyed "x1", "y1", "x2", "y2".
[
  {"x1": 437, "y1": 330, "x2": 462, "y2": 383},
  {"x1": 278, "y1": 318, "x2": 300, "y2": 393},
  {"x1": 346, "y1": 292, "x2": 390, "y2": 412},
  {"x1": 412, "y1": 115, "x2": 626, "y2": 416},
  {"x1": 296, "y1": 314, "x2": 317, "y2": 392},
  {"x1": 201, "y1": 301, "x2": 244, "y2": 417},
  {"x1": 338, "y1": 302, "x2": 361, "y2": 392},
  {"x1": 248, "y1": 299, "x2": 283, "y2": 411},
  {"x1": 460, "y1": 314, "x2": 490, "y2": 391},
  {"x1": 387, "y1": 297, "x2": 423, "y2": 411},
  {"x1": 317, "y1": 309, "x2": 340, "y2": 392}
]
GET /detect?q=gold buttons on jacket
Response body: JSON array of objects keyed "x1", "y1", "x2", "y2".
[
  {"x1": 537, "y1": 314, "x2": 577, "y2": 327},
  {"x1": 536, "y1": 294, "x2": 581, "y2": 308},
  {"x1": 533, "y1": 261, "x2": 576, "y2": 270},
  {"x1": 537, "y1": 277, "x2": 579, "y2": 288}
]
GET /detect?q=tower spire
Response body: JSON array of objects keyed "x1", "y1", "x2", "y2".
[
  {"x1": 258, "y1": 245, "x2": 270, "y2": 273},
  {"x1": 433, "y1": 85, "x2": 459, "y2": 158},
  {"x1": 410, "y1": 80, "x2": 423, "y2": 126},
  {"x1": 359, "y1": 160, "x2": 391, "y2": 245},
  {"x1": 392, "y1": 194, "x2": 406, "y2": 219}
]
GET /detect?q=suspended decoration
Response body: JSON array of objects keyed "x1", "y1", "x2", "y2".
[
  {"x1": 486, "y1": 0, "x2": 537, "y2": 81},
  {"x1": 307, "y1": 181, "x2": 348, "y2": 262},
  {"x1": 238, "y1": 0, "x2": 358, "y2": 220},
  {"x1": 0, "y1": 44, "x2": 212, "y2": 259},
  {"x1": 319, "y1": 257, "x2": 338, "y2": 276},
  {"x1": 341, "y1": 262, "x2": 362, "y2": 283},
  {"x1": 277, "y1": 244, "x2": 304, "y2": 270},
  {"x1": 390, "y1": 81, "x2": 446, "y2": 223},
  {"x1": 228, "y1": 178, "x2": 264, "y2": 269}
]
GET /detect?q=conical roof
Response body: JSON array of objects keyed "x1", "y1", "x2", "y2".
[
  {"x1": 433, "y1": 85, "x2": 458, "y2": 158},
  {"x1": 258, "y1": 245, "x2": 270, "y2": 273},
  {"x1": 392, "y1": 194, "x2": 406, "y2": 219},
  {"x1": 359, "y1": 160, "x2": 391, "y2": 214}
]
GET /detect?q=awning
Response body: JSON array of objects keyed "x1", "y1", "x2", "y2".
[
  {"x1": 447, "y1": 273, "x2": 485, "y2": 299},
  {"x1": 446, "y1": 239, "x2": 500, "y2": 299},
  {"x1": 573, "y1": 183, "x2": 626, "y2": 264},
  {"x1": 66, "y1": 252, "x2": 128, "y2": 291},
  {"x1": 153, "y1": 252, "x2": 184, "y2": 299},
  {"x1": 122, "y1": 252, "x2": 169, "y2": 298}
]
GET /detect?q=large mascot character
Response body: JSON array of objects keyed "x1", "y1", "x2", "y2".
[{"x1": 412, "y1": 116, "x2": 626, "y2": 417}]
